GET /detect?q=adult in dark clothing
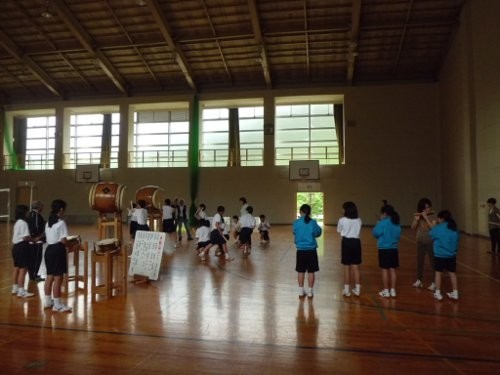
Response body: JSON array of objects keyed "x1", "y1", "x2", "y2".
[{"x1": 27, "y1": 201, "x2": 46, "y2": 282}]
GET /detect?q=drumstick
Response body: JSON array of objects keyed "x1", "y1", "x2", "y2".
[
  {"x1": 414, "y1": 211, "x2": 435, "y2": 216},
  {"x1": 488, "y1": 221, "x2": 500, "y2": 226}
]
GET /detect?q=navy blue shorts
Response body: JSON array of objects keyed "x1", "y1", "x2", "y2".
[
  {"x1": 378, "y1": 249, "x2": 399, "y2": 269},
  {"x1": 45, "y1": 242, "x2": 67, "y2": 276},
  {"x1": 12, "y1": 241, "x2": 30, "y2": 268},
  {"x1": 434, "y1": 256, "x2": 456, "y2": 272},
  {"x1": 341, "y1": 237, "x2": 362, "y2": 265},
  {"x1": 295, "y1": 250, "x2": 319, "y2": 273}
]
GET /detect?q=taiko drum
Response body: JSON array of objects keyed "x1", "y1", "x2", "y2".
[
  {"x1": 89, "y1": 182, "x2": 126, "y2": 214},
  {"x1": 135, "y1": 185, "x2": 165, "y2": 212}
]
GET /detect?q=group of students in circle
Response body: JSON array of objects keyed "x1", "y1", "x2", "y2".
[
  {"x1": 128, "y1": 196, "x2": 272, "y2": 262},
  {"x1": 12, "y1": 195, "x2": 466, "y2": 313},
  {"x1": 293, "y1": 199, "x2": 460, "y2": 301}
]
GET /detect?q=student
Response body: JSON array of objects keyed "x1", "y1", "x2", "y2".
[
  {"x1": 337, "y1": 201, "x2": 362, "y2": 297},
  {"x1": 209, "y1": 206, "x2": 233, "y2": 261},
  {"x1": 486, "y1": 198, "x2": 500, "y2": 254},
  {"x1": 239, "y1": 197, "x2": 249, "y2": 218},
  {"x1": 239, "y1": 206, "x2": 256, "y2": 256},
  {"x1": 411, "y1": 198, "x2": 436, "y2": 290},
  {"x1": 258, "y1": 214, "x2": 271, "y2": 244},
  {"x1": 293, "y1": 204, "x2": 322, "y2": 298},
  {"x1": 12, "y1": 205, "x2": 35, "y2": 298},
  {"x1": 194, "y1": 203, "x2": 208, "y2": 221},
  {"x1": 44, "y1": 199, "x2": 72, "y2": 312},
  {"x1": 372, "y1": 203, "x2": 401, "y2": 298},
  {"x1": 27, "y1": 200, "x2": 46, "y2": 282},
  {"x1": 231, "y1": 215, "x2": 241, "y2": 245},
  {"x1": 128, "y1": 202, "x2": 138, "y2": 241},
  {"x1": 134, "y1": 200, "x2": 149, "y2": 236},
  {"x1": 162, "y1": 198, "x2": 177, "y2": 244},
  {"x1": 176, "y1": 198, "x2": 193, "y2": 244},
  {"x1": 422, "y1": 210, "x2": 460, "y2": 301},
  {"x1": 196, "y1": 219, "x2": 212, "y2": 261}
]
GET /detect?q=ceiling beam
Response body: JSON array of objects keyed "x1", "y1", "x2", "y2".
[
  {"x1": 51, "y1": 0, "x2": 128, "y2": 94},
  {"x1": 347, "y1": 0, "x2": 361, "y2": 85},
  {"x1": 248, "y1": 0, "x2": 272, "y2": 88},
  {"x1": 0, "y1": 29, "x2": 63, "y2": 97},
  {"x1": 392, "y1": 0, "x2": 415, "y2": 75},
  {"x1": 146, "y1": 0, "x2": 196, "y2": 90}
]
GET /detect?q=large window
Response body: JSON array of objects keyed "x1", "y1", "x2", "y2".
[
  {"x1": 200, "y1": 105, "x2": 264, "y2": 167},
  {"x1": 25, "y1": 116, "x2": 56, "y2": 170},
  {"x1": 66, "y1": 113, "x2": 120, "y2": 168},
  {"x1": 275, "y1": 102, "x2": 342, "y2": 166},
  {"x1": 130, "y1": 109, "x2": 189, "y2": 168}
]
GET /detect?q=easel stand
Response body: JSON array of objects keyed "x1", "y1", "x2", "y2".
[
  {"x1": 91, "y1": 244, "x2": 128, "y2": 299},
  {"x1": 63, "y1": 241, "x2": 89, "y2": 294},
  {"x1": 98, "y1": 214, "x2": 122, "y2": 242},
  {"x1": 131, "y1": 274, "x2": 149, "y2": 285}
]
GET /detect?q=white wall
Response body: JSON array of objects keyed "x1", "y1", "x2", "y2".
[
  {"x1": 439, "y1": 0, "x2": 500, "y2": 235},
  {"x1": 1, "y1": 84, "x2": 440, "y2": 226}
]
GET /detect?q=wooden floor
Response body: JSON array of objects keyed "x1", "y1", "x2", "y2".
[{"x1": 1, "y1": 223, "x2": 500, "y2": 374}]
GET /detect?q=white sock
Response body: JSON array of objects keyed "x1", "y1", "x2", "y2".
[
  {"x1": 54, "y1": 297, "x2": 61, "y2": 306},
  {"x1": 344, "y1": 284, "x2": 350, "y2": 292},
  {"x1": 354, "y1": 284, "x2": 361, "y2": 292},
  {"x1": 45, "y1": 295, "x2": 52, "y2": 304}
]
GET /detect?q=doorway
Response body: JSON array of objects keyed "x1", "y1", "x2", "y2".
[{"x1": 296, "y1": 192, "x2": 324, "y2": 225}]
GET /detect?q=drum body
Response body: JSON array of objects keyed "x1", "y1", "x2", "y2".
[
  {"x1": 135, "y1": 185, "x2": 165, "y2": 213},
  {"x1": 89, "y1": 182, "x2": 126, "y2": 214},
  {"x1": 95, "y1": 238, "x2": 120, "y2": 254}
]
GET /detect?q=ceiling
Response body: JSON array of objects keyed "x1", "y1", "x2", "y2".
[{"x1": 0, "y1": 0, "x2": 466, "y2": 104}]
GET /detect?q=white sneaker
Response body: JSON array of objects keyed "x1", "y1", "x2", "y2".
[
  {"x1": 379, "y1": 289, "x2": 390, "y2": 298},
  {"x1": 17, "y1": 290, "x2": 35, "y2": 298},
  {"x1": 44, "y1": 300, "x2": 54, "y2": 309},
  {"x1": 307, "y1": 289, "x2": 313, "y2": 298},
  {"x1": 447, "y1": 291, "x2": 459, "y2": 300},
  {"x1": 351, "y1": 288, "x2": 360, "y2": 297},
  {"x1": 427, "y1": 283, "x2": 436, "y2": 291},
  {"x1": 215, "y1": 249, "x2": 222, "y2": 256},
  {"x1": 11, "y1": 285, "x2": 19, "y2": 295},
  {"x1": 342, "y1": 289, "x2": 351, "y2": 297},
  {"x1": 224, "y1": 255, "x2": 234, "y2": 261},
  {"x1": 199, "y1": 252, "x2": 206, "y2": 261},
  {"x1": 53, "y1": 304, "x2": 72, "y2": 312},
  {"x1": 434, "y1": 291, "x2": 443, "y2": 301},
  {"x1": 298, "y1": 287, "x2": 306, "y2": 297},
  {"x1": 412, "y1": 280, "x2": 423, "y2": 288},
  {"x1": 390, "y1": 289, "x2": 397, "y2": 297}
]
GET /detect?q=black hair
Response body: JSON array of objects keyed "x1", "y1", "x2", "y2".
[
  {"x1": 199, "y1": 203, "x2": 206, "y2": 210},
  {"x1": 246, "y1": 206, "x2": 253, "y2": 214},
  {"x1": 239, "y1": 197, "x2": 247, "y2": 204},
  {"x1": 417, "y1": 198, "x2": 432, "y2": 213},
  {"x1": 200, "y1": 219, "x2": 210, "y2": 227},
  {"x1": 217, "y1": 205, "x2": 225, "y2": 213},
  {"x1": 381, "y1": 204, "x2": 400, "y2": 225},
  {"x1": 437, "y1": 210, "x2": 458, "y2": 231},
  {"x1": 48, "y1": 199, "x2": 67, "y2": 228},
  {"x1": 138, "y1": 199, "x2": 146, "y2": 208},
  {"x1": 259, "y1": 214, "x2": 266, "y2": 219},
  {"x1": 487, "y1": 197, "x2": 496, "y2": 205},
  {"x1": 342, "y1": 201, "x2": 358, "y2": 219},
  {"x1": 232, "y1": 215, "x2": 239, "y2": 220},
  {"x1": 15, "y1": 205, "x2": 29, "y2": 221},
  {"x1": 300, "y1": 204, "x2": 312, "y2": 224},
  {"x1": 165, "y1": 198, "x2": 171, "y2": 205}
]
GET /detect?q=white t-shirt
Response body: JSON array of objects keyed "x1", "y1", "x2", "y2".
[
  {"x1": 195, "y1": 226, "x2": 210, "y2": 242},
  {"x1": 162, "y1": 205, "x2": 174, "y2": 220},
  {"x1": 212, "y1": 213, "x2": 223, "y2": 231},
  {"x1": 337, "y1": 217, "x2": 362, "y2": 239},
  {"x1": 45, "y1": 219, "x2": 69, "y2": 245},
  {"x1": 136, "y1": 208, "x2": 148, "y2": 225},
  {"x1": 240, "y1": 203, "x2": 249, "y2": 217},
  {"x1": 239, "y1": 213, "x2": 256, "y2": 229},
  {"x1": 12, "y1": 219, "x2": 30, "y2": 244}
]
